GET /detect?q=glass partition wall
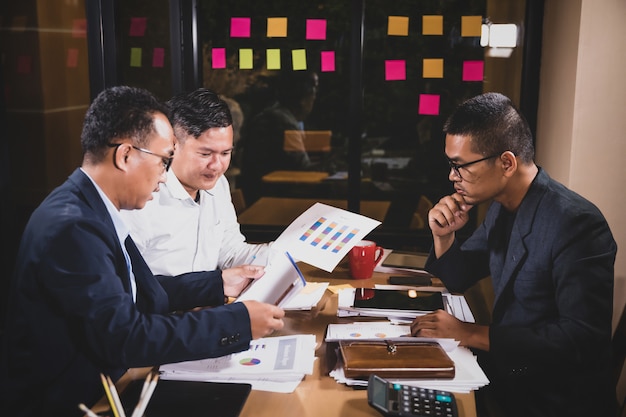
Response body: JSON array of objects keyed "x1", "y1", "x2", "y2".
[{"x1": 197, "y1": 0, "x2": 530, "y2": 249}]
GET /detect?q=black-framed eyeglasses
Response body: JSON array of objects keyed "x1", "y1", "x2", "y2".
[
  {"x1": 447, "y1": 154, "x2": 500, "y2": 180},
  {"x1": 108, "y1": 143, "x2": 173, "y2": 172}
]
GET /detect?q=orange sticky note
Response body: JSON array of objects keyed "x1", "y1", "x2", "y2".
[
  {"x1": 423, "y1": 58, "x2": 444, "y2": 78},
  {"x1": 422, "y1": 15, "x2": 443, "y2": 35},
  {"x1": 461, "y1": 16, "x2": 482, "y2": 37},
  {"x1": 239, "y1": 48, "x2": 253, "y2": 69},
  {"x1": 388, "y1": 16, "x2": 409, "y2": 36},
  {"x1": 267, "y1": 17, "x2": 287, "y2": 37},
  {"x1": 292, "y1": 49, "x2": 307, "y2": 70},
  {"x1": 267, "y1": 49, "x2": 281, "y2": 70}
]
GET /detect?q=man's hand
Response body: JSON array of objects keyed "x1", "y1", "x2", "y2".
[
  {"x1": 428, "y1": 193, "x2": 473, "y2": 257},
  {"x1": 222, "y1": 265, "x2": 265, "y2": 297},
  {"x1": 410, "y1": 309, "x2": 489, "y2": 351},
  {"x1": 241, "y1": 300, "x2": 285, "y2": 339}
]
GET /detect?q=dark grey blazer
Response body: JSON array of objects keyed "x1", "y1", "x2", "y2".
[
  {"x1": 427, "y1": 168, "x2": 617, "y2": 417},
  {"x1": 1, "y1": 169, "x2": 252, "y2": 416}
]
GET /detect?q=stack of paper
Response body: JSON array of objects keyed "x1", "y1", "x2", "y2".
[
  {"x1": 325, "y1": 322, "x2": 489, "y2": 393},
  {"x1": 159, "y1": 335, "x2": 317, "y2": 393}
]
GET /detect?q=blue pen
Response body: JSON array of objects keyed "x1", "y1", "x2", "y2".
[{"x1": 285, "y1": 251, "x2": 307, "y2": 286}]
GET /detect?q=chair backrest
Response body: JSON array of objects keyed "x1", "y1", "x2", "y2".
[
  {"x1": 231, "y1": 188, "x2": 247, "y2": 215},
  {"x1": 613, "y1": 304, "x2": 626, "y2": 415}
]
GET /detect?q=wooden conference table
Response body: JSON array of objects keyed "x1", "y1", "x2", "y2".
[{"x1": 95, "y1": 262, "x2": 477, "y2": 417}]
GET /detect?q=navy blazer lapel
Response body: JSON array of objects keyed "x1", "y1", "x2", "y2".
[
  {"x1": 492, "y1": 169, "x2": 549, "y2": 306},
  {"x1": 68, "y1": 169, "x2": 137, "y2": 297}
]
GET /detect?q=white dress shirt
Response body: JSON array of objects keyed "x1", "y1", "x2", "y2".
[{"x1": 120, "y1": 170, "x2": 270, "y2": 276}]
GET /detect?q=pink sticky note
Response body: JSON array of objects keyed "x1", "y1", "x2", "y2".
[
  {"x1": 418, "y1": 94, "x2": 441, "y2": 115},
  {"x1": 230, "y1": 17, "x2": 251, "y2": 38},
  {"x1": 72, "y1": 19, "x2": 87, "y2": 38},
  {"x1": 129, "y1": 17, "x2": 147, "y2": 37},
  {"x1": 385, "y1": 60, "x2": 406, "y2": 81},
  {"x1": 66, "y1": 48, "x2": 79, "y2": 68},
  {"x1": 212, "y1": 48, "x2": 226, "y2": 69},
  {"x1": 306, "y1": 19, "x2": 327, "y2": 40},
  {"x1": 152, "y1": 47, "x2": 165, "y2": 68},
  {"x1": 17, "y1": 55, "x2": 32, "y2": 74},
  {"x1": 462, "y1": 60, "x2": 484, "y2": 81},
  {"x1": 320, "y1": 51, "x2": 335, "y2": 72}
]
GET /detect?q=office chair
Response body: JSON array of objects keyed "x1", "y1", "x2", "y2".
[{"x1": 613, "y1": 303, "x2": 626, "y2": 416}]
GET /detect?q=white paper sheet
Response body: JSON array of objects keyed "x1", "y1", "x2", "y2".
[{"x1": 271, "y1": 202, "x2": 381, "y2": 272}]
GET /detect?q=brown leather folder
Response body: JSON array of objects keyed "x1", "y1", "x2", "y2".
[{"x1": 339, "y1": 340, "x2": 455, "y2": 379}]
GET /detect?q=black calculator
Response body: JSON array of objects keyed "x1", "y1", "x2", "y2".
[{"x1": 367, "y1": 374, "x2": 458, "y2": 417}]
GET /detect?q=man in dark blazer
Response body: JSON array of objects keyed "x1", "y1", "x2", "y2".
[
  {"x1": 0, "y1": 86, "x2": 285, "y2": 416},
  {"x1": 410, "y1": 93, "x2": 617, "y2": 417}
]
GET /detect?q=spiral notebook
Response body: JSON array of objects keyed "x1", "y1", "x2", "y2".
[{"x1": 119, "y1": 379, "x2": 252, "y2": 417}]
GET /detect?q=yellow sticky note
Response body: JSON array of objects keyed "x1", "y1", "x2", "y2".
[
  {"x1": 239, "y1": 48, "x2": 253, "y2": 69},
  {"x1": 422, "y1": 15, "x2": 443, "y2": 35},
  {"x1": 423, "y1": 58, "x2": 444, "y2": 78},
  {"x1": 267, "y1": 17, "x2": 287, "y2": 37},
  {"x1": 267, "y1": 49, "x2": 281, "y2": 70},
  {"x1": 461, "y1": 15, "x2": 482, "y2": 37},
  {"x1": 292, "y1": 49, "x2": 307, "y2": 71},
  {"x1": 130, "y1": 48, "x2": 142, "y2": 67},
  {"x1": 388, "y1": 16, "x2": 409, "y2": 36}
]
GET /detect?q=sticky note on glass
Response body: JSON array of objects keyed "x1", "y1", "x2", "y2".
[
  {"x1": 212, "y1": 48, "x2": 226, "y2": 69},
  {"x1": 72, "y1": 18, "x2": 87, "y2": 38},
  {"x1": 12, "y1": 16, "x2": 27, "y2": 32},
  {"x1": 16, "y1": 55, "x2": 32, "y2": 74},
  {"x1": 267, "y1": 49, "x2": 281, "y2": 70},
  {"x1": 231, "y1": 17, "x2": 251, "y2": 38},
  {"x1": 321, "y1": 50, "x2": 335, "y2": 72},
  {"x1": 461, "y1": 16, "x2": 482, "y2": 37},
  {"x1": 306, "y1": 19, "x2": 326, "y2": 40},
  {"x1": 422, "y1": 15, "x2": 443, "y2": 35},
  {"x1": 385, "y1": 60, "x2": 406, "y2": 81},
  {"x1": 130, "y1": 48, "x2": 142, "y2": 67},
  {"x1": 129, "y1": 17, "x2": 147, "y2": 37},
  {"x1": 388, "y1": 16, "x2": 409, "y2": 36},
  {"x1": 267, "y1": 17, "x2": 287, "y2": 37},
  {"x1": 423, "y1": 58, "x2": 443, "y2": 78},
  {"x1": 239, "y1": 48, "x2": 253, "y2": 69},
  {"x1": 463, "y1": 60, "x2": 484, "y2": 81},
  {"x1": 418, "y1": 94, "x2": 440, "y2": 115},
  {"x1": 66, "y1": 48, "x2": 79, "y2": 68},
  {"x1": 152, "y1": 47, "x2": 165, "y2": 68},
  {"x1": 292, "y1": 49, "x2": 307, "y2": 70}
]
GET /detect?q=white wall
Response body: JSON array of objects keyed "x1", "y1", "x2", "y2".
[{"x1": 536, "y1": 0, "x2": 626, "y2": 401}]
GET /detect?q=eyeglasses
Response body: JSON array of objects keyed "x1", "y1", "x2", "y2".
[
  {"x1": 447, "y1": 154, "x2": 500, "y2": 180},
  {"x1": 108, "y1": 143, "x2": 173, "y2": 172}
]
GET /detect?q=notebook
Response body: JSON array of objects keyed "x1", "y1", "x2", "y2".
[{"x1": 119, "y1": 379, "x2": 252, "y2": 417}]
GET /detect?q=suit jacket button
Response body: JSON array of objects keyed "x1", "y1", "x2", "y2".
[{"x1": 219, "y1": 337, "x2": 229, "y2": 346}]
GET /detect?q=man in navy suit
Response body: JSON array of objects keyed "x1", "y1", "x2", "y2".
[
  {"x1": 411, "y1": 93, "x2": 617, "y2": 417},
  {"x1": 0, "y1": 86, "x2": 285, "y2": 416}
]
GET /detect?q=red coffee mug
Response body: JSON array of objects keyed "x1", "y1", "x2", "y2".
[{"x1": 349, "y1": 240, "x2": 384, "y2": 279}]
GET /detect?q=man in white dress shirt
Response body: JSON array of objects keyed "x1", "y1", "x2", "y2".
[{"x1": 121, "y1": 88, "x2": 271, "y2": 276}]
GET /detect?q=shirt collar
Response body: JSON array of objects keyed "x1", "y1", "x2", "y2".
[{"x1": 80, "y1": 168, "x2": 130, "y2": 243}]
